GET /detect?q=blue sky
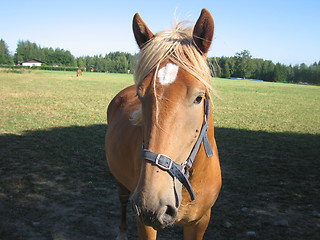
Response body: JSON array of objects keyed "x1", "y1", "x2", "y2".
[{"x1": 1, "y1": 0, "x2": 319, "y2": 65}]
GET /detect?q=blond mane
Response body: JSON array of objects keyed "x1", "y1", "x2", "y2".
[
  {"x1": 134, "y1": 22, "x2": 212, "y2": 91},
  {"x1": 131, "y1": 23, "x2": 213, "y2": 126}
]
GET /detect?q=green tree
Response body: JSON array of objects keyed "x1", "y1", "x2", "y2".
[
  {"x1": 43, "y1": 47, "x2": 55, "y2": 65},
  {"x1": 287, "y1": 65, "x2": 295, "y2": 82},
  {"x1": 14, "y1": 40, "x2": 42, "y2": 63},
  {"x1": 235, "y1": 50, "x2": 253, "y2": 79},
  {"x1": 274, "y1": 63, "x2": 288, "y2": 82},
  {"x1": 0, "y1": 39, "x2": 13, "y2": 65},
  {"x1": 115, "y1": 55, "x2": 129, "y2": 73},
  {"x1": 250, "y1": 58, "x2": 264, "y2": 79},
  {"x1": 13, "y1": 40, "x2": 77, "y2": 66},
  {"x1": 219, "y1": 57, "x2": 234, "y2": 78},
  {"x1": 210, "y1": 51, "x2": 318, "y2": 84},
  {"x1": 77, "y1": 57, "x2": 86, "y2": 69},
  {"x1": 261, "y1": 60, "x2": 275, "y2": 81}
]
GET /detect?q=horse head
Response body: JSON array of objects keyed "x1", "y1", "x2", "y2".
[{"x1": 130, "y1": 9, "x2": 215, "y2": 230}]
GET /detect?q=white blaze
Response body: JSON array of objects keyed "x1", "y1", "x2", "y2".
[{"x1": 157, "y1": 63, "x2": 179, "y2": 85}]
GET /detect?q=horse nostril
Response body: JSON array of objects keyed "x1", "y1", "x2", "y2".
[
  {"x1": 157, "y1": 204, "x2": 177, "y2": 227},
  {"x1": 158, "y1": 205, "x2": 178, "y2": 226},
  {"x1": 165, "y1": 205, "x2": 177, "y2": 218}
]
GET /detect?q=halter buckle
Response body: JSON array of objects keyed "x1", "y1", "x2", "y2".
[{"x1": 155, "y1": 154, "x2": 173, "y2": 170}]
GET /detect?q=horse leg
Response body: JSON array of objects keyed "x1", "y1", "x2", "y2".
[
  {"x1": 136, "y1": 218, "x2": 157, "y2": 240},
  {"x1": 183, "y1": 209, "x2": 211, "y2": 240},
  {"x1": 116, "y1": 183, "x2": 130, "y2": 240}
]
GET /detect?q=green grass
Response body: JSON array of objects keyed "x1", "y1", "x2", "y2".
[
  {"x1": 1, "y1": 70, "x2": 319, "y2": 135},
  {"x1": 1, "y1": 70, "x2": 319, "y2": 239},
  {"x1": 211, "y1": 78, "x2": 320, "y2": 134},
  {"x1": 0, "y1": 70, "x2": 133, "y2": 134}
]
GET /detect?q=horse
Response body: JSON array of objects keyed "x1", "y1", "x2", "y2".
[
  {"x1": 76, "y1": 69, "x2": 82, "y2": 77},
  {"x1": 105, "y1": 9, "x2": 221, "y2": 240}
]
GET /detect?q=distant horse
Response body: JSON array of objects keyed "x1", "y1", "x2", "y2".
[
  {"x1": 76, "y1": 69, "x2": 82, "y2": 77},
  {"x1": 105, "y1": 9, "x2": 221, "y2": 240}
]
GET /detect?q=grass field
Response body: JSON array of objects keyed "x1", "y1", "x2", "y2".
[
  {"x1": 1, "y1": 70, "x2": 319, "y2": 135},
  {"x1": 1, "y1": 70, "x2": 319, "y2": 239},
  {"x1": 0, "y1": 70, "x2": 132, "y2": 134}
]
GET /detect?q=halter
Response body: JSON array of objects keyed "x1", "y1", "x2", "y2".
[{"x1": 141, "y1": 99, "x2": 213, "y2": 200}]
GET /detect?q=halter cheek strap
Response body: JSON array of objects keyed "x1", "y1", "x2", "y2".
[
  {"x1": 142, "y1": 150, "x2": 196, "y2": 200},
  {"x1": 141, "y1": 99, "x2": 213, "y2": 200}
]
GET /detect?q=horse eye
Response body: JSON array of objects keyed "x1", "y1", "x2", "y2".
[{"x1": 193, "y1": 96, "x2": 203, "y2": 104}]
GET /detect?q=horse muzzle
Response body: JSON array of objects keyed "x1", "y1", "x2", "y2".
[
  {"x1": 131, "y1": 174, "x2": 182, "y2": 230},
  {"x1": 131, "y1": 194, "x2": 178, "y2": 230}
]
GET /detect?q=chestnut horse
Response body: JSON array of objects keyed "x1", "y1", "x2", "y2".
[
  {"x1": 76, "y1": 69, "x2": 82, "y2": 77},
  {"x1": 105, "y1": 9, "x2": 221, "y2": 240}
]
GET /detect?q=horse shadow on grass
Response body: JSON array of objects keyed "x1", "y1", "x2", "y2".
[{"x1": 0, "y1": 125, "x2": 319, "y2": 240}]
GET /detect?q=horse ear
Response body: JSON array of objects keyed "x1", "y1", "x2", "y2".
[
  {"x1": 133, "y1": 13, "x2": 155, "y2": 49},
  {"x1": 193, "y1": 9, "x2": 214, "y2": 55}
]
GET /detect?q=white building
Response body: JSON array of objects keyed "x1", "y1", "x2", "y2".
[{"x1": 21, "y1": 59, "x2": 45, "y2": 67}]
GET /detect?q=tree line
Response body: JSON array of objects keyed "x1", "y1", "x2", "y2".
[
  {"x1": 14, "y1": 40, "x2": 76, "y2": 67},
  {"x1": 0, "y1": 39, "x2": 319, "y2": 84},
  {"x1": 76, "y1": 52, "x2": 135, "y2": 73},
  {"x1": 0, "y1": 39, "x2": 134, "y2": 73},
  {"x1": 209, "y1": 50, "x2": 320, "y2": 85}
]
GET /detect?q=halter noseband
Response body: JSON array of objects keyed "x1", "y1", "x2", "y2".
[{"x1": 141, "y1": 99, "x2": 213, "y2": 200}]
